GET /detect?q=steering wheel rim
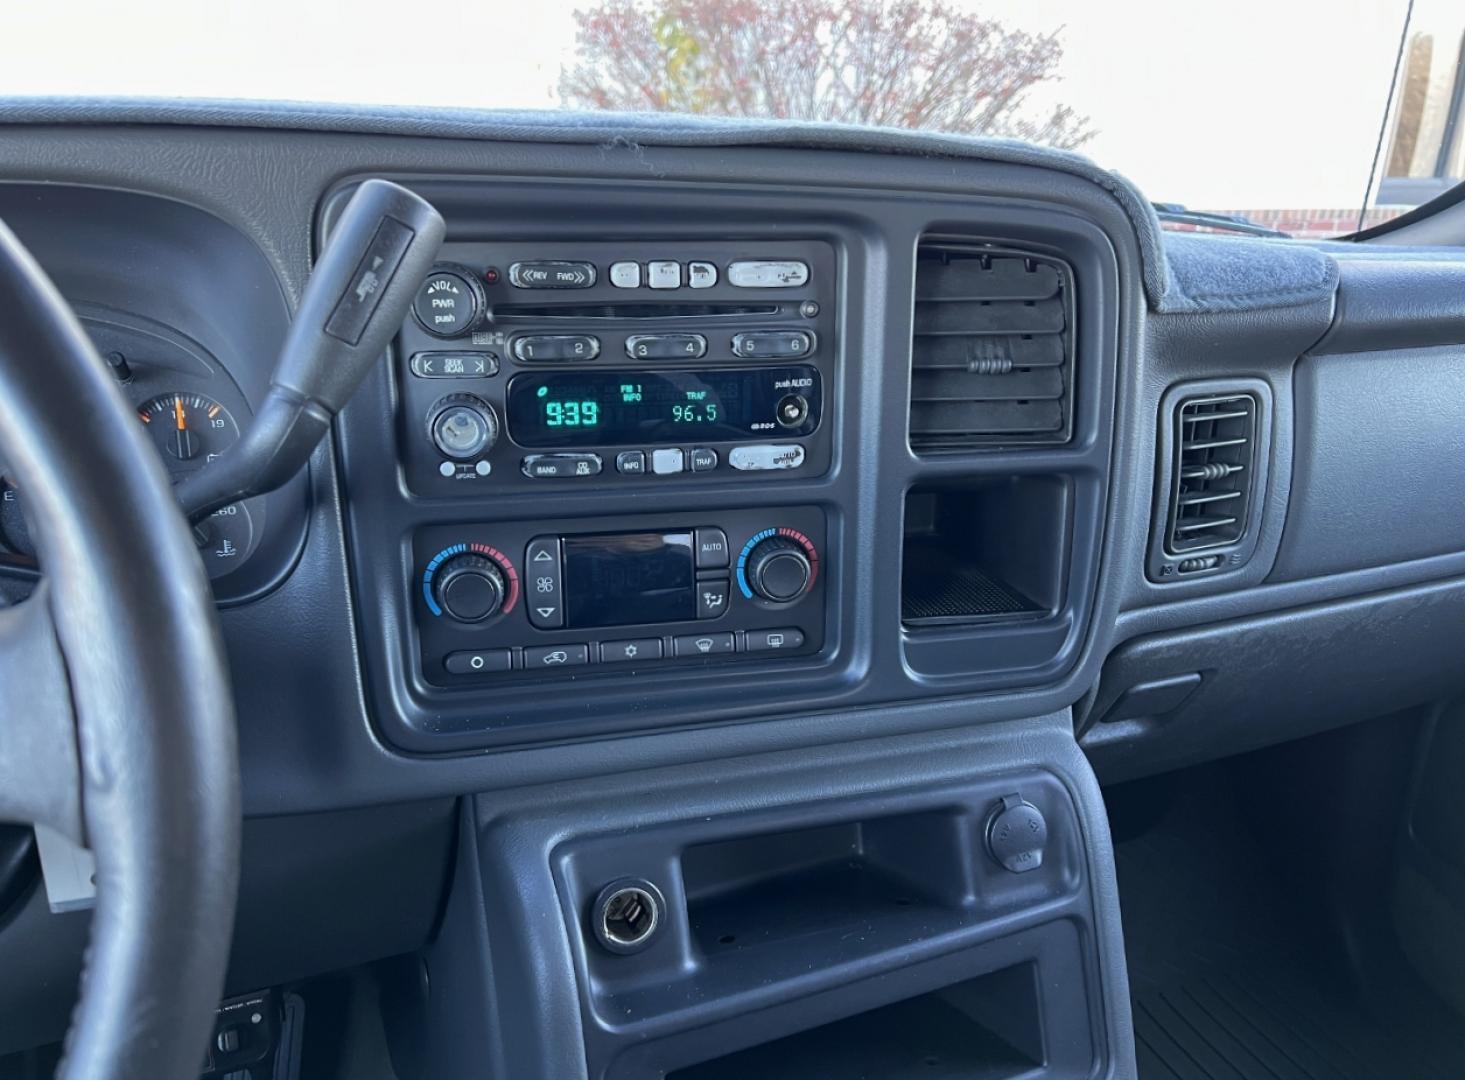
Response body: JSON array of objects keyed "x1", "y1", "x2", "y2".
[{"x1": 0, "y1": 218, "x2": 239, "y2": 1078}]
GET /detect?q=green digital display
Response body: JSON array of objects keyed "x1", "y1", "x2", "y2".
[{"x1": 508, "y1": 367, "x2": 821, "y2": 448}]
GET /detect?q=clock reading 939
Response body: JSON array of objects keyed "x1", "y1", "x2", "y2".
[
  {"x1": 542, "y1": 397, "x2": 600, "y2": 427},
  {"x1": 506, "y1": 366, "x2": 821, "y2": 448}
]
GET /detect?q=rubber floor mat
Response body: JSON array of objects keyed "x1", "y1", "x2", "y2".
[{"x1": 1111, "y1": 766, "x2": 1465, "y2": 1080}]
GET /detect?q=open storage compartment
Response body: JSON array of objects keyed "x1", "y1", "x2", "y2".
[
  {"x1": 901, "y1": 477, "x2": 1069, "y2": 627},
  {"x1": 682, "y1": 812, "x2": 970, "y2": 959},
  {"x1": 668, "y1": 963, "x2": 1043, "y2": 1080}
]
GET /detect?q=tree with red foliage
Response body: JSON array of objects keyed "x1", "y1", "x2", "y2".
[{"x1": 559, "y1": 0, "x2": 1093, "y2": 149}]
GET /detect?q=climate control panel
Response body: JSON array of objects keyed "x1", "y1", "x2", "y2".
[{"x1": 414, "y1": 508, "x2": 825, "y2": 685}]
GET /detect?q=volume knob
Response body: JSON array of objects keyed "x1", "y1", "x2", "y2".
[
  {"x1": 745, "y1": 535, "x2": 813, "y2": 603},
  {"x1": 432, "y1": 554, "x2": 506, "y2": 622},
  {"x1": 413, "y1": 265, "x2": 485, "y2": 338}
]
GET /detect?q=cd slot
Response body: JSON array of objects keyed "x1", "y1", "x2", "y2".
[{"x1": 491, "y1": 302, "x2": 782, "y2": 321}]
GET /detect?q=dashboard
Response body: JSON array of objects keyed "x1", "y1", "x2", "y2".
[
  {"x1": 0, "y1": 125, "x2": 1459, "y2": 786},
  {"x1": 3, "y1": 106, "x2": 1465, "y2": 1077}
]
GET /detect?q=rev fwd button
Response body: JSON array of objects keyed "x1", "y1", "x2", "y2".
[{"x1": 508, "y1": 261, "x2": 596, "y2": 289}]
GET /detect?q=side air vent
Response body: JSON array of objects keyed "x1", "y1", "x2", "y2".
[
  {"x1": 1165, "y1": 394, "x2": 1257, "y2": 554},
  {"x1": 909, "y1": 243, "x2": 1074, "y2": 451},
  {"x1": 1148, "y1": 380, "x2": 1273, "y2": 583}
]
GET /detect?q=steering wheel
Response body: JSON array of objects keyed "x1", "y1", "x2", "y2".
[{"x1": 0, "y1": 219, "x2": 239, "y2": 1077}]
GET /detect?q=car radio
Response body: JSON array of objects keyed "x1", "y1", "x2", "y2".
[
  {"x1": 394, "y1": 239, "x2": 836, "y2": 492},
  {"x1": 413, "y1": 508, "x2": 826, "y2": 685}
]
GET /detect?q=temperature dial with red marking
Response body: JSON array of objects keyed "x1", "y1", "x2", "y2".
[
  {"x1": 422, "y1": 542, "x2": 520, "y2": 624},
  {"x1": 737, "y1": 528, "x2": 819, "y2": 604},
  {"x1": 136, "y1": 392, "x2": 239, "y2": 469}
]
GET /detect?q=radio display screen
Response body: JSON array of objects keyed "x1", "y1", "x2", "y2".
[
  {"x1": 506, "y1": 366, "x2": 820, "y2": 448},
  {"x1": 563, "y1": 531, "x2": 696, "y2": 628}
]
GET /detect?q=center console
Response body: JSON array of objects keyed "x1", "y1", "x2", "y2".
[
  {"x1": 331, "y1": 172, "x2": 1120, "y2": 754},
  {"x1": 393, "y1": 238, "x2": 834, "y2": 686}
]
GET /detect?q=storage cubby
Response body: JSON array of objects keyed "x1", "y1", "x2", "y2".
[
  {"x1": 901, "y1": 477, "x2": 1070, "y2": 626},
  {"x1": 668, "y1": 963, "x2": 1044, "y2": 1080},
  {"x1": 682, "y1": 811, "x2": 971, "y2": 958}
]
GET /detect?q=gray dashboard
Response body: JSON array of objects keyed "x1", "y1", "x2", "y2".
[{"x1": 2, "y1": 110, "x2": 1465, "y2": 1073}]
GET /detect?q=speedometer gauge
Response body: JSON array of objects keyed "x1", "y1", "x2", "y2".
[{"x1": 136, "y1": 392, "x2": 239, "y2": 470}]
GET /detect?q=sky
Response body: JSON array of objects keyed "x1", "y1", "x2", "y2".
[{"x1": 0, "y1": 0, "x2": 1430, "y2": 209}]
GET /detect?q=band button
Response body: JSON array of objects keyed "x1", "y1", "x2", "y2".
[{"x1": 521, "y1": 453, "x2": 603, "y2": 478}]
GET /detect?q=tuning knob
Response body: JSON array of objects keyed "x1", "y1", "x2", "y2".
[
  {"x1": 744, "y1": 535, "x2": 813, "y2": 603},
  {"x1": 432, "y1": 554, "x2": 506, "y2": 622},
  {"x1": 428, "y1": 393, "x2": 499, "y2": 460}
]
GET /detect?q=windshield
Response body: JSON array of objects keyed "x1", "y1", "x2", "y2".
[{"x1": 3, "y1": 0, "x2": 1461, "y2": 238}]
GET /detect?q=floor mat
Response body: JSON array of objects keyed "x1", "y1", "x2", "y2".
[
  {"x1": 1134, "y1": 963, "x2": 1459, "y2": 1080},
  {"x1": 1111, "y1": 767, "x2": 1465, "y2": 1080}
]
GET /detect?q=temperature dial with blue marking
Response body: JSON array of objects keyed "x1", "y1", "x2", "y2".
[
  {"x1": 423, "y1": 543, "x2": 519, "y2": 623},
  {"x1": 737, "y1": 528, "x2": 818, "y2": 604}
]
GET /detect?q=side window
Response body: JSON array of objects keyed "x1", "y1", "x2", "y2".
[{"x1": 1379, "y1": 0, "x2": 1465, "y2": 208}]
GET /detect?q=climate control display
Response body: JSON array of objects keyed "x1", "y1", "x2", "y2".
[{"x1": 411, "y1": 508, "x2": 826, "y2": 685}]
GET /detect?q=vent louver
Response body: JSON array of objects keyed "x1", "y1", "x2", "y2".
[
  {"x1": 909, "y1": 244, "x2": 1074, "y2": 450},
  {"x1": 1165, "y1": 394, "x2": 1258, "y2": 554}
]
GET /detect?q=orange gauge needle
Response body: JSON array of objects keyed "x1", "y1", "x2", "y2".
[{"x1": 174, "y1": 395, "x2": 187, "y2": 431}]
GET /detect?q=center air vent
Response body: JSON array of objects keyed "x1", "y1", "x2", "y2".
[
  {"x1": 909, "y1": 244, "x2": 1074, "y2": 451},
  {"x1": 1165, "y1": 393, "x2": 1258, "y2": 555}
]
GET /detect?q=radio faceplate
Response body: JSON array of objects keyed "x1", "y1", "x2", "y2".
[
  {"x1": 396, "y1": 240, "x2": 836, "y2": 493},
  {"x1": 414, "y1": 508, "x2": 826, "y2": 686}
]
